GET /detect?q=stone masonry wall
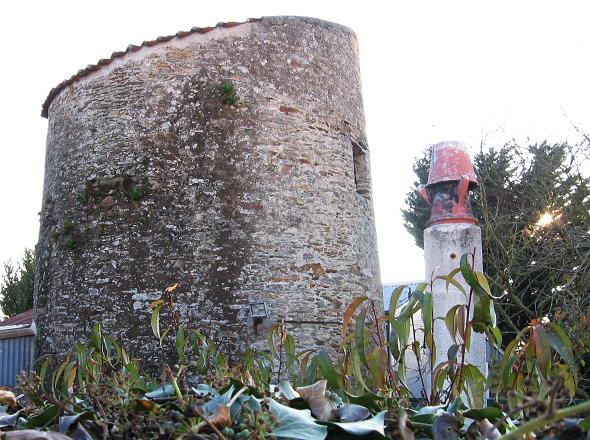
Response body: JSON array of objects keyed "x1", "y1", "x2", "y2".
[{"x1": 35, "y1": 16, "x2": 382, "y2": 367}]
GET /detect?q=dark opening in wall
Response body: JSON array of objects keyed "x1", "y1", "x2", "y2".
[{"x1": 352, "y1": 141, "x2": 370, "y2": 197}]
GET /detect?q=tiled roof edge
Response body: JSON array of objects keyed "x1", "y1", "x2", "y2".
[
  {"x1": 0, "y1": 309, "x2": 33, "y2": 326},
  {"x1": 41, "y1": 16, "x2": 356, "y2": 118},
  {"x1": 41, "y1": 18, "x2": 259, "y2": 118}
]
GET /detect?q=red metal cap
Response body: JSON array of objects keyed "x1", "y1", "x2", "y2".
[{"x1": 427, "y1": 141, "x2": 478, "y2": 187}]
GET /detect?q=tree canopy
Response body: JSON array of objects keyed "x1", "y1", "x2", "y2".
[
  {"x1": 0, "y1": 248, "x2": 35, "y2": 318},
  {"x1": 402, "y1": 141, "x2": 590, "y2": 389}
]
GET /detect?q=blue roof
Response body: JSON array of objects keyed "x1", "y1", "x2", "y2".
[{"x1": 383, "y1": 282, "x2": 424, "y2": 312}]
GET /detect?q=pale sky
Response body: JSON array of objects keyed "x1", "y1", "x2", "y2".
[{"x1": 1, "y1": 1, "x2": 589, "y2": 284}]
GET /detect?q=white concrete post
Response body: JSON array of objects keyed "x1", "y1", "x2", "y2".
[
  {"x1": 403, "y1": 141, "x2": 488, "y2": 400},
  {"x1": 403, "y1": 224, "x2": 488, "y2": 399},
  {"x1": 424, "y1": 223, "x2": 488, "y2": 387}
]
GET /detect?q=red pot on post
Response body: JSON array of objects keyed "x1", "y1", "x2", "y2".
[{"x1": 417, "y1": 141, "x2": 478, "y2": 227}]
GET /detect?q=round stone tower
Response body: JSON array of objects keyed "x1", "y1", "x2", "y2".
[{"x1": 35, "y1": 16, "x2": 381, "y2": 364}]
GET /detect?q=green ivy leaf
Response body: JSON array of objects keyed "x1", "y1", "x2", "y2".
[
  {"x1": 268, "y1": 398, "x2": 327, "y2": 439},
  {"x1": 426, "y1": 332, "x2": 437, "y2": 366},
  {"x1": 415, "y1": 404, "x2": 446, "y2": 415},
  {"x1": 333, "y1": 404, "x2": 371, "y2": 423},
  {"x1": 460, "y1": 255, "x2": 497, "y2": 299},
  {"x1": 26, "y1": 405, "x2": 59, "y2": 428},
  {"x1": 285, "y1": 334, "x2": 296, "y2": 368},
  {"x1": 0, "y1": 410, "x2": 23, "y2": 428},
  {"x1": 342, "y1": 391, "x2": 384, "y2": 412},
  {"x1": 52, "y1": 357, "x2": 69, "y2": 395},
  {"x1": 278, "y1": 381, "x2": 301, "y2": 400},
  {"x1": 59, "y1": 412, "x2": 93, "y2": 440},
  {"x1": 145, "y1": 384, "x2": 175, "y2": 399},
  {"x1": 456, "y1": 305, "x2": 466, "y2": 342},
  {"x1": 323, "y1": 410, "x2": 387, "y2": 438}
]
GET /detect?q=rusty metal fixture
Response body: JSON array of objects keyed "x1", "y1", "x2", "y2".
[{"x1": 417, "y1": 141, "x2": 479, "y2": 226}]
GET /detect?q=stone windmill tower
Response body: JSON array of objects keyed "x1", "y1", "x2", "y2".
[{"x1": 35, "y1": 16, "x2": 382, "y2": 364}]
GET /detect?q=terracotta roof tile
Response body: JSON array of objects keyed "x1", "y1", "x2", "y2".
[
  {"x1": 0, "y1": 309, "x2": 33, "y2": 327},
  {"x1": 41, "y1": 18, "x2": 262, "y2": 118}
]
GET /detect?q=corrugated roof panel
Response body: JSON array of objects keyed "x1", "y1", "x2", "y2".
[
  {"x1": 382, "y1": 282, "x2": 424, "y2": 313},
  {"x1": 0, "y1": 335, "x2": 35, "y2": 387}
]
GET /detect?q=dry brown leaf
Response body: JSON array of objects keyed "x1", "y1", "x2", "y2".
[
  {"x1": 478, "y1": 419, "x2": 501, "y2": 440},
  {"x1": 296, "y1": 379, "x2": 336, "y2": 422},
  {"x1": 243, "y1": 370, "x2": 255, "y2": 388},
  {"x1": 137, "y1": 399, "x2": 155, "y2": 410},
  {"x1": 148, "y1": 299, "x2": 163, "y2": 309},
  {"x1": 200, "y1": 405, "x2": 232, "y2": 431},
  {"x1": 165, "y1": 283, "x2": 179, "y2": 293},
  {"x1": 0, "y1": 390, "x2": 17, "y2": 407}
]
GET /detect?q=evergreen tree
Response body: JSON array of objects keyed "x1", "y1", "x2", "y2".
[{"x1": 0, "y1": 248, "x2": 35, "y2": 317}]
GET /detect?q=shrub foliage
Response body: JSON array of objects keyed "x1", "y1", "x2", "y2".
[
  {"x1": 402, "y1": 141, "x2": 590, "y2": 391},
  {"x1": 1, "y1": 259, "x2": 589, "y2": 439},
  {"x1": 0, "y1": 248, "x2": 35, "y2": 318}
]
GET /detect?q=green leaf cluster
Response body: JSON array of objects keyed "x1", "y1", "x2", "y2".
[
  {"x1": 0, "y1": 249, "x2": 35, "y2": 317},
  {"x1": 2, "y1": 268, "x2": 588, "y2": 439},
  {"x1": 218, "y1": 80, "x2": 239, "y2": 105}
]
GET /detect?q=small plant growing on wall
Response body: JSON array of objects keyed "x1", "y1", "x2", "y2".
[
  {"x1": 128, "y1": 185, "x2": 145, "y2": 202},
  {"x1": 218, "y1": 80, "x2": 239, "y2": 105},
  {"x1": 78, "y1": 191, "x2": 90, "y2": 205},
  {"x1": 60, "y1": 219, "x2": 75, "y2": 236},
  {"x1": 55, "y1": 218, "x2": 80, "y2": 255},
  {"x1": 64, "y1": 236, "x2": 78, "y2": 252}
]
